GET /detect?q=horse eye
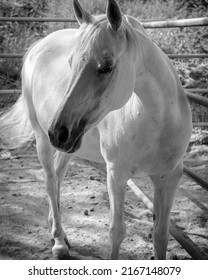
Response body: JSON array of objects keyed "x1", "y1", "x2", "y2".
[{"x1": 98, "y1": 65, "x2": 113, "y2": 75}]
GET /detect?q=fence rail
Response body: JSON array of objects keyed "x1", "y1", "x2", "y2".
[
  {"x1": 0, "y1": 16, "x2": 208, "y2": 28},
  {"x1": 1, "y1": 53, "x2": 208, "y2": 59},
  {"x1": 193, "y1": 122, "x2": 208, "y2": 127},
  {"x1": 0, "y1": 88, "x2": 207, "y2": 96},
  {"x1": 186, "y1": 91, "x2": 208, "y2": 107},
  {"x1": 142, "y1": 17, "x2": 208, "y2": 28},
  {"x1": 0, "y1": 17, "x2": 77, "y2": 23},
  {"x1": 183, "y1": 166, "x2": 208, "y2": 192}
]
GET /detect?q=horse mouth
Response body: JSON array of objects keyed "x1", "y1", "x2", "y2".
[{"x1": 67, "y1": 131, "x2": 84, "y2": 153}]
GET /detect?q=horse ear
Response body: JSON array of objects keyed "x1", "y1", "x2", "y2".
[
  {"x1": 73, "y1": 0, "x2": 92, "y2": 25},
  {"x1": 106, "y1": 0, "x2": 122, "y2": 31}
]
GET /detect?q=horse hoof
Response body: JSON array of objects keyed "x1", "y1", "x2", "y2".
[
  {"x1": 51, "y1": 236, "x2": 71, "y2": 249},
  {"x1": 52, "y1": 245, "x2": 70, "y2": 260}
]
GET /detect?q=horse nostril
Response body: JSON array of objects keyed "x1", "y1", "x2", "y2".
[{"x1": 57, "y1": 126, "x2": 69, "y2": 144}]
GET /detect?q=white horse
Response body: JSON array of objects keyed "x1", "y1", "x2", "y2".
[{"x1": 0, "y1": 0, "x2": 192, "y2": 259}]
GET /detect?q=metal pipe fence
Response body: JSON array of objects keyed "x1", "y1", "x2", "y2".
[
  {"x1": 1, "y1": 53, "x2": 208, "y2": 59},
  {"x1": 0, "y1": 16, "x2": 207, "y2": 27}
]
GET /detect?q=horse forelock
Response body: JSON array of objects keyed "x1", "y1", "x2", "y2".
[{"x1": 75, "y1": 13, "x2": 140, "y2": 59}]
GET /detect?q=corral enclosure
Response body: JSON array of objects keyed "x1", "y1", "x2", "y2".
[{"x1": 0, "y1": 0, "x2": 208, "y2": 260}]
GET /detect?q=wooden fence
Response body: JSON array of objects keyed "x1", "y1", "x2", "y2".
[{"x1": 0, "y1": 16, "x2": 208, "y2": 259}]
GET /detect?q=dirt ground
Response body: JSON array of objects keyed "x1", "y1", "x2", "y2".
[{"x1": 0, "y1": 129, "x2": 208, "y2": 260}]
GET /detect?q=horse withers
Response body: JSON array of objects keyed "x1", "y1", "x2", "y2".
[{"x1": 0, "y1": 0, "x2": 192, "y2": 259}]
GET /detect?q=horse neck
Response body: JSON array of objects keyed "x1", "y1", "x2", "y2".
[
  {"x1": 124, "y1": 15, "x2": 178, "y2": 114},
  {"x1": 133, "y1": 37, "x2": 178, "y2": 117}
]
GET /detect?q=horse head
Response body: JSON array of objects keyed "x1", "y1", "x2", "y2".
[{"x1": 48, "y1": 0, "x2": 136, "y2": 153}]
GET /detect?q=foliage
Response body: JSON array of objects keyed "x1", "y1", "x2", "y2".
[{"x1": 0, "y1": 0, "x2": 49, "y2": 105}]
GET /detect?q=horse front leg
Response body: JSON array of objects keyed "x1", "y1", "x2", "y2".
[
  {"x1": 53, "y1": 151, "x2": 73, "y2": 250},
  {"x1": 150, "y1": 162, "x2": 183, "y2": 260},
  {"x1": 35, "y1": 132, "x2": 70, "y2": 259},
  {"x1": 106, "y1": 163, "x2": 127, "y2": 259}
]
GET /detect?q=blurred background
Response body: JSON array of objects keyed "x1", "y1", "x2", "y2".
[{"x1": 0, "y1": 0, "x2": 208, "y2": 121}]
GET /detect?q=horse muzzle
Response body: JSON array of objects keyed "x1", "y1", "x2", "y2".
[{"x1": 48, "y1": 121, "x2": 86, "y2": 153}]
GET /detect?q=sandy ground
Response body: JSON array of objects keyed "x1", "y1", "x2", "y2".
[{"x1": 0, "y1": 129, "x2": 208, "y2": 260}]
